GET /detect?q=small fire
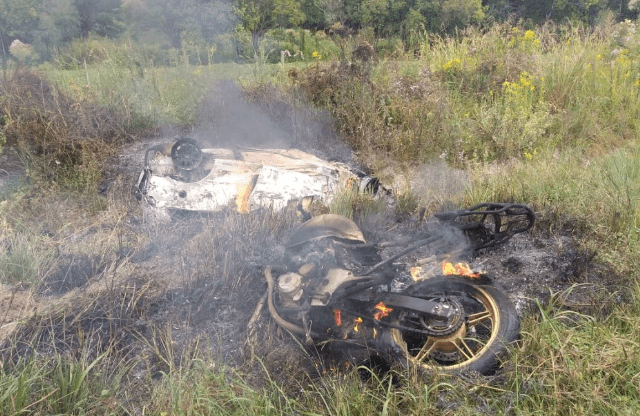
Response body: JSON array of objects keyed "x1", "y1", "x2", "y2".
[
  {"x1": 373, "y1": 327, "x2": 378, "y2": 339},
  {"x1": 333, "y1": 309, "x2": 342, "y2": 327},
  {"x1": 410, "y1": 266, "x2": 422, "y2": 281},
  {"x1": 353, "y1": 317, "x2": 363, "y2": 332},
  {"x1": 442, "y1": 261, "x2": 481, "y2": 278},
  {"x1": 373, "y1": 302, "x2": 393, "y2": 321}
]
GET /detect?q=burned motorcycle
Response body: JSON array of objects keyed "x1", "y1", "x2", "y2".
[{"x1": 259, "y1": 203, "x2": 534, "y2": 375}]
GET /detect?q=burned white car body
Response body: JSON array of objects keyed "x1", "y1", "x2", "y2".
[{"x1": 134, "y1": 137, "x2": 379, "y2": 219}]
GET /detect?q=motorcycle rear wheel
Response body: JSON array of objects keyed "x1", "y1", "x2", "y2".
[{"x1": 390, "y1": 276, "x2": 519, "y2": 375}]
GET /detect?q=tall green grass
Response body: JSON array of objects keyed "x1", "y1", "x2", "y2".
[{"x1": 465, "y1": 144, "x2": 640, "y2": 271}]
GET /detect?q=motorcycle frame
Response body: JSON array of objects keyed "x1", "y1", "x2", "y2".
[{"x1": 264, "y1": 203, "x2": 535, "y2": 350}]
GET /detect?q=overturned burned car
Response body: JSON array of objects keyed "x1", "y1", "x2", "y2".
[{"x1": 134, "y1": 137, "x2": 378, "y2": 220}]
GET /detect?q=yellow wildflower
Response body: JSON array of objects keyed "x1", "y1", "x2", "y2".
[{"x1": 442, "y1": 58, "x2": 461, "y2": 71}]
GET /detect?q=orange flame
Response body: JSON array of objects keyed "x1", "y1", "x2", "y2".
[
  {"x1": 333, "y1": 309, "x2": 342, "y2": 327},
  {"x1": 410, "y1": 266, "x2": 422, "y2": 281},
  {"x1": 353, "y1": 317, "x2": 363, "y2": 332},
  {"x1": 442, "y1": 261, "x2": 481, "y2": 278},
  {"x1": 373, "y1": 302, "x2": 393, "y2": 321}
]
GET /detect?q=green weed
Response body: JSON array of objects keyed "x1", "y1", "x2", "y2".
[
  {"x1": 329, "y1": 187, "x2": 386, "y2": 220},
  {"x1": 0, "y1": 234, "x2": 53, "y2": 286}
]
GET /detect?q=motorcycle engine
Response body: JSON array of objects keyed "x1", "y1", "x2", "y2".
[
  {"x1": 277, "y1": 272, "x2": 303, "y2": 307},
  {"x1": 277, "y1": 214, "x2": 382, "y2": 309}
]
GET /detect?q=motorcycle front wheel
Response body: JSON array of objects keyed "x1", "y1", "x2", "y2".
[{"x1": 390, "y1": 276, "x2": 519, "y2": 375}]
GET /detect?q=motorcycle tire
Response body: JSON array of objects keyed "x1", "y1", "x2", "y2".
[{"x1": 390, "y1": 276, "x2": 519, "y2": 375}]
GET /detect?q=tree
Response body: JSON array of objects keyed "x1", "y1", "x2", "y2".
[
  {"x1": 235, "y1": 0, "x2": 304, "y2": 52},
  {"x1": 0, "y1": 0, "x2": 42, "y2": 56},
  {"x1": 413, "y1": 0, "x2": 484, "y2": 33},
  {"x1": 123, "y1": 0, "x2": 235, "y2": 64},
  {"x1": 440, "y1": 0, "x2": 485, "y2": 30},
  {"x1": 74, "y1": 0, "x2": 124, "y2": 38},
  {"x1": 512, "y1": 0, "x2": 607, "y2": 23},
  {"x1": 360, "y1": 0, "x2": 390, "y2": 34},
  {"x1": 36, "y1": 0, "x2": 81, "y2": 57}
]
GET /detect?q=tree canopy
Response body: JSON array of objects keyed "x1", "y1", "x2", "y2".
[{"x1": 0, "y1": 0, "x2": 637, "y2": 63}]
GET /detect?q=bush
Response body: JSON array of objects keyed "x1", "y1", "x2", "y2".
[
  {"x1": 297, "y1": 60, "x2": 452, "y2": 165},
  {"x1": 0, "y1": 67, "x2": 131, "y2": 192},
  {"x1": 9, "y1": 40, "x2": 40, "y2": 66}
]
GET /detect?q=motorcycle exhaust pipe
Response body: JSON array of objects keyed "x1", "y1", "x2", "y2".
[{"x1": 264, "y1": 266, "x2": 319, "y2": 340}]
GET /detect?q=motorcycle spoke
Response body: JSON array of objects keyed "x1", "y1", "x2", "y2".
[
  {"x1": 454, "y1": 339, "x2": 475, "y2": 361},
  {"x1": 415, "y1": 340, "x2": 436, "y2": 362},
  {"x1": 467, "y1": 310, "x2": 493, "y2": 327}
]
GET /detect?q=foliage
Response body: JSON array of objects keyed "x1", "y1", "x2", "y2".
[
  {"x1": 8, "y1": 40, "x2": 39, "y2": 65},
  {"x1": 123, "y1": 0, "x2": 235, "y2": 50},
  {"x1": 236, "y1": 0, "x2": 306, "y2": 51},
  {"x1": 0, "y1": 0, "x2": 42, "y2": 54},
  {"x1": 74, "y1": 0, "x2": 125, "y2": 39},
  {"x1": 0, "y1": 233, "x2": 53, "y2": 285},
  {"x1": 37, "y1": 0, "x2": 82, "y2": 57},
  {"x1": 466, "y1": 144, "x2": 640, "y2": 271},
  {"x1": 329, "y1": 186, "x2": 386, "y2": 219},
  {"x1": 0, "y1": 66, "x2": 134, "y2": 192}
]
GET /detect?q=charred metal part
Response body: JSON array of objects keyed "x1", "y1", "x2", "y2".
[
  {"x1": 298, "y1": 263, "x2": 316, "y2": 276},
  {"x1": 264, "y1": 266, "x2": 320, "y2": 338},
  {"x1": 418, "y1": 297, "x2": 464, "y2": 336},
  {"x1": 259, "y1": 203, "x2": 532, "y2": 374},
  {"x1": 136, "y1": 138, "x2": 382, "y2": 219},
  {"x1": 302, "y1": 314, "x2": 314, "y2": 345},
  {"x1": 362, "y1": 235, "x2": 442, "y2": 276},
  {"x1": 171, "y1": 137, "x2": 203, "y2": 171},
  {"x1": 133, "y1": 168, "x2": 150, "y2": 201},
  {"x1": 435, "y1": 203, "x2": 535, "y2": 252},
  {"x1": 310, "y1": 268, "x2": 371, "y2": 306},
  {"x1": 247, "y1": 291, "x2": 268, "y2": 336},
  {"x1": 287, "y1": 214, "x2": 366, "y2": 250},
  {"x1": 378, "y1": 293, "x2": 458, "y2": 321},
  {"x1": 277, "y1": 272, "x2": 304, "y2": 307}
]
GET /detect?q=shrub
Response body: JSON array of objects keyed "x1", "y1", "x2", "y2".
[
  {"x1": 296, "y1": 60, "x2": 452, "y2": 165},
  {"x1": 0, "y1": 67, "x2": 131, "y2": 192},
  {"x1": 9, "y1": 40, "x2": 40, "y2": 65}
]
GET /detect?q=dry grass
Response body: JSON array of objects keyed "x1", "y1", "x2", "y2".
[{"x1": 0, "y1": 66, "x2": 135, "y2": 193}]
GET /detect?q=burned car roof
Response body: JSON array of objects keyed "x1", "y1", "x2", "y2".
[{"x1": 134, "y1": 137, "x2": 378, "y2": 219}]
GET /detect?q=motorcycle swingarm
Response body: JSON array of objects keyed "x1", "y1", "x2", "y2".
[
  {"x1": 435, "y1": 202, "x2": 535, "y2": 252},
  {"x1": 377, "y1": 293, "x2": 457, "y2": 320}
]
